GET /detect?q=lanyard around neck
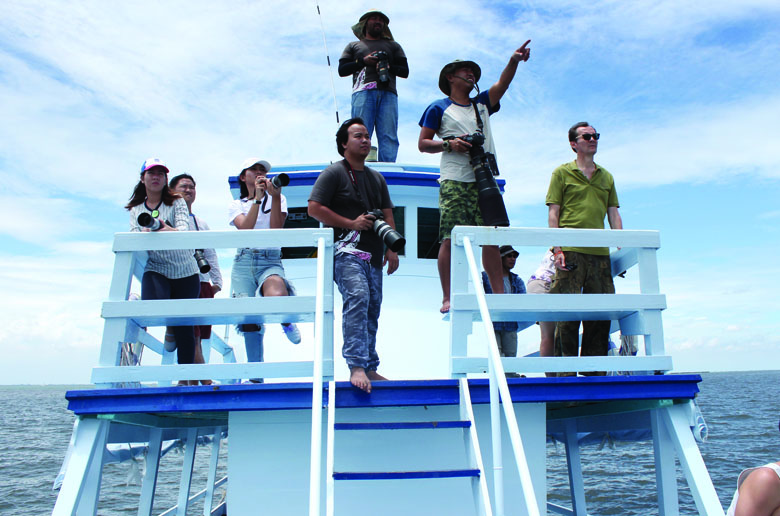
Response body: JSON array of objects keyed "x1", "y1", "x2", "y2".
[{"x1": 144, "y1": 199, "x2": 162, "y2": 218}]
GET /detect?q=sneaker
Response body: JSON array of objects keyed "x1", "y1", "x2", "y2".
[{"x1": 282, "y1": 323, "x2": 301, "y2": 345}]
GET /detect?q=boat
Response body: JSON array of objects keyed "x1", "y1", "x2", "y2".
[{"x1": 52, "y1": 160, "x2": 726, "y2": 515}]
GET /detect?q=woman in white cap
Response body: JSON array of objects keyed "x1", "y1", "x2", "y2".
[
  {"x1": 126, "y1": 158, "x2": 200, "y2": 367},
  {"x1": 228, "y1": 158, "x2": 300, "y2": 382}
]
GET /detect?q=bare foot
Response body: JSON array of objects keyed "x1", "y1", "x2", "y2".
[
  {"x1": 350, "y1": 368, "x2": 372, "y2": 393},
  {"x1": 440, "y1": 299, "x2": 450, "y2": 314},
  {"x1": 366, "y1": 371, "x2": 387, "y2": 381}
]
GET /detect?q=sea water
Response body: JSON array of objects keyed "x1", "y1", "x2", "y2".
[{"x1": 1, "y1": 370, "x2": 778, "y2": 515}]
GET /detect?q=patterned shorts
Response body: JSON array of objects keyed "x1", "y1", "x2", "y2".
[{"x1": 438, "y1": 180, "x2": 483, "y2": 241}]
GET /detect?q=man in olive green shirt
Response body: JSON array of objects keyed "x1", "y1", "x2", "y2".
[{"x1": 545, "y1": 122, "x2": 623, "y2": 363}]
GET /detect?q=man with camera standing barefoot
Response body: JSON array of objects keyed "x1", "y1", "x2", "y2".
[
  {"x1": 418, "y1": 43, "x2": 531, "y2": 313},
  {"x1": 339, "y1": 10, "x2": 409, "y2": 163},
  {"x1": 308, "y1": 118, "x2": 400, "y2": 393}
]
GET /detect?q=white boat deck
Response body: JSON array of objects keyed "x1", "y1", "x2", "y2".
[{"x1": 52, "y1": 164, "x2": 725, "y2": 516}]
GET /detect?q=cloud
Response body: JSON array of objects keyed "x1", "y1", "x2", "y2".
[{"x1": 0, "y1": 1, "x2": 779, "y2": 382}]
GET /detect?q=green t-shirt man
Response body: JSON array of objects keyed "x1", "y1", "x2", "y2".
[{"x1": 545, "y1": 160, "x2": 619, "y2": 256}]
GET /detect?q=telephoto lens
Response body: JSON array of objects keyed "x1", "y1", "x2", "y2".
[
  {"x1": 193, "y1": 249, "x2": 211, "y2": 274},
  {"x1": 463, "y1": 133, "x2": 510, "y2": 227},
  {"x1": 270, "y1": 173, "x2": 290, "y2": 189},
  {"x1": 137, "y1": 212, "x2": 163, "y2": 231},
  {"x1": 366, "y1": 209, "x2": 405, "y2": 253}
]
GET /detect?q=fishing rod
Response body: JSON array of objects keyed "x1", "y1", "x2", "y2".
[{"x1": 315, "y1": 2, "x2": 340, "y2": 124}]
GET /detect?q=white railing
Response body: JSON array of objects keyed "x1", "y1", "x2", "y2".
[
  {"x1": 94, "y1": 227, "x2": 334, "y2": 386},
  {"x1": 449, "y1": 225, "x2": 669, "y2": 515},
  {"x1": 459, "y1": 235, "x2": 541, "y2": 516},
  {"x1": 450, "y1": 226, "x2": 669, "y2": 377}
]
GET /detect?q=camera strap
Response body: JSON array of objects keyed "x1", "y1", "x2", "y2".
[
  {"x1": 246, "y1": 193, "x2": 272, "y2": 214},
  {"x1": 190, "y1": 213, "x2": 200, "y2": 231},
  {"x1": 144, "y1": 199, "x2": 162, "y2": 219},
  {"x1": 342, "y1": 159, "x2": 378, "y2": 213},
  {"x1": 471, "y1": 99, "x2": 484, "y2": 134}
]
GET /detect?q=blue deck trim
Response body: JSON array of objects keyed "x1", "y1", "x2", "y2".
[
  {"x1": 334, "y1": 421, "x2": 470, "y2": 430},
  {"x1": 333, "y1": 469, "x2": 480, "y2": 480},
  {"x1": 65, "y1": 375, "x2": 701, "y2": 416},
  {"x1": 227, "y1": 168, "x2": 505, "y2": 191}
]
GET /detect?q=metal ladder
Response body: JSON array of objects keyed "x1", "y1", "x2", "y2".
[{"x1": 325, "y1": 378, "x2": 493, "y2": 516}]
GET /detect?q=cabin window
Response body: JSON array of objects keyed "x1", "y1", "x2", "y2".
[
  {"x1": 281, "y1": 208, "x2": 319, "y2": 259},
  {"x1": 282, "y1": 206, "x2": 407, "y2": 258},
  {"x1": 417, "y1": 207, "x2": 440, "y2": 259}
]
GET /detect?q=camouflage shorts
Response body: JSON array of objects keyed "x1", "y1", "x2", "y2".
[{"x1": 438, "y1": 180, "x2": 483, "y2": 241}]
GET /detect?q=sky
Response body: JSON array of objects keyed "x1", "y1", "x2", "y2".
[{"x1": 0, "y1": 1, "x2": 778, "y2": 384}]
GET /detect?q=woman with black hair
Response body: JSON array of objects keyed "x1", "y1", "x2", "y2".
[
  {"x1": 126, "y1": 158, "x2": 200, "y2": 367},
  {"x1": 228, "y1": 158, "x2": 300, "y2": 382}
]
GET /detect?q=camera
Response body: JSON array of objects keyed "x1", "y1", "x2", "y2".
[
  {"x1": 270, "y1": 172, "x2": 289, "y2": 189},
  {"x1": 137, "y1": 212, "x2": 164, "y2": 231},
  {"x1": 373, "y1": 51, "x2": 390, "y2": 84},
  {"x1": 193, "y1": 249, "x2": 211, "y2": 274},
  {"x1": 446, "y1": 133, "x2": 509, "y2": 227},
  {"x1": 365, "y1": 209, "x2": 405, "y2": 253}
]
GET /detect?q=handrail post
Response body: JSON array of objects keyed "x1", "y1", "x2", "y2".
[
  {"x1": 309, "y1": 236, "x2": 327, "y2": 516},
  {"x1": 461, "y1": 234, "x2": 541, "y2": 516}
]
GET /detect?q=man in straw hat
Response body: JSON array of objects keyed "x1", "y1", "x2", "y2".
[
  {"x1": 417, "y1": 42, "x2": 531, "y2": 314},
  {"x1": 339, "y1": 10, "x2": 409, "y2": 163}
]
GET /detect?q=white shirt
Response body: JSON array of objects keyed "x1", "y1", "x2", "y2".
[
  {"x1": 129, "y1": 198, "x2": 199, "y2": 279},
  {"x1": 228, "y1": 193, "x2": 288, "y2": 251}
]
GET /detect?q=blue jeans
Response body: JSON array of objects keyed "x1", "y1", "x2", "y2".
[
  {"x1": 334, "y1": 253, "x2": 383, "y2": 371},
  {"x1": 231, "y1": 248, "x2": 289, "y2": 366},
  {"x1": 351, "y1": 89, "x2": 399, "y2": 162}
]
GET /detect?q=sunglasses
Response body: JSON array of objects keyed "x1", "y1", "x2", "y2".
[{"x1": 578, "y1": 133, "x2": 600, "y2": 141}]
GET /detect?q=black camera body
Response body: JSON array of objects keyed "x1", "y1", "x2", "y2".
[
  {"x1": 365, "y1": 209, "x2": 405, "y2": 253},
  {"x1": 448, "y1": 132, "x2": 509, "y2": 227},
  {"x1": 373, "y1": 51, "x2": 391, "y2": 84},
  {"x1": 193, "y1": 249, "x2": 211, "y2": 274}
]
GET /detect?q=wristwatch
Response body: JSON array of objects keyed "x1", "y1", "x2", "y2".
[
  {"x1": 442, "y1": 140, "x2": 452, "y2": 153},
  {"x1": 254, "y1": 199, "x2": 262, "y2": 205}
]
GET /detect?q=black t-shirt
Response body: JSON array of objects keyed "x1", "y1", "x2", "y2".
[{"x1": 309, "y1": 160, "x2": 394, "y2": 267}]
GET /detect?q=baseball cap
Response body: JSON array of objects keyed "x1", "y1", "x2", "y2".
[
  {"x1": 240, "y1": 158, "x2": 272, "y2": 174},
  {"x1": 500, "y1": 245, "x2": 519, "y2": 257},
  {"x1": 141, "y1": 157, "x2": 169, "y2": 174},
  {"x1": 439, "y1": 59, "x2": 481, "y2": 95}
]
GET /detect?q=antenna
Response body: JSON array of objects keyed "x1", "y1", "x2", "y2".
[{"x1": 315, "y1": 2, "x2": 340, "y2": 124}]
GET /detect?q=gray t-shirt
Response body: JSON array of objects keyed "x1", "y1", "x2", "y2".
[
  {"x1": 309, "y1": 160, "x2": 393, "y2": 268},
  {"x1": 340, "y1": 39, "x2": 407, "y2": 95}
]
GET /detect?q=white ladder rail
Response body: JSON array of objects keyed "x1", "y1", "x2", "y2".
[
  {"x1": 459, "y1": 378, "x2": 493, "y2": 516},
  {"x1": 309, "y1": 236, "x2": 328, "y2": 516},
  {"x1": 325, "y1": 381, "x2": 337, "y2": 516},
  {"x1": 461, "y1": 235, "x2": 541, "y2": 516}
]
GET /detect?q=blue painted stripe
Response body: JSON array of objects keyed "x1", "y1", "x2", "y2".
[
  {"x1": 227, "y1": 170, "x2": 506, "y2": 191},
  {"x1": 333, "y1": 469, "x2": 480, "y2": 480},
  {"x1": 334, "y1": 420, "x2": 470, "y2": 430},
  {"x1": 65, "y1": 376, "x2": 702, "y2": 415}
]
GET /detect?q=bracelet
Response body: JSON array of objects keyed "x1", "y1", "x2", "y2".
[{"x1": 254, "y1": 199, "x2": 262, "y2": 205}]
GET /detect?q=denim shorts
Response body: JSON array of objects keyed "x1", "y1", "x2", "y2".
[{"x1": 231, "y1": 248, "x2": 291, "y2": 298}]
